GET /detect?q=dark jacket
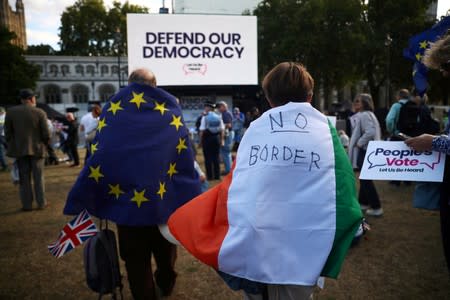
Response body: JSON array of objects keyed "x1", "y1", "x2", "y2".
[{"x1": 4, "y1": 104, "x2": 50, "y2": 158}]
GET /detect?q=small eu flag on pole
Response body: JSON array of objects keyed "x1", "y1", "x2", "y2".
[{"x1": 403, "y1": 16, "x2": 450, "y2": 95}]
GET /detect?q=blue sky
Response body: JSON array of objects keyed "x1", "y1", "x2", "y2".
[
  {"x1": 8, "y1": 0, "x2": 450, "y2": 50},
  {"x1": 10, "y1": 0, "x2": 169, "y2": 49}
]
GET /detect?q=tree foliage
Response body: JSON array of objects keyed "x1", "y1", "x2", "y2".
[
  {"x1": 254, "y1": 0, "x2": 436, "y2": 108},
  {"x1": 0, "y1": 27, "x2": 40, "y2": 106},
  {"x1": 26, "y1": 44, "x2": 56, "y2": 55},
  {"x1": 59, "y1": 0, "x2": 148, "y2": 56}
]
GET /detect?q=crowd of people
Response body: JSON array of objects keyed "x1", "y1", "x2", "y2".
[{"x1": 1, "y1": 32, "x2": 450, "y2": 300}]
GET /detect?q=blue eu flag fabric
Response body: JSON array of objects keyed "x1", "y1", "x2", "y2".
[
  {"x1": 64, "y1": 83, "x2": 201, "y2": 226},
  {"x1": 403, "y1": 16, "x2": 450, "y2": 95}
]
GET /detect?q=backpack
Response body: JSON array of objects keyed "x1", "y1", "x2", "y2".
[
  {"x1": 419, "y1": 107, "x2": 440, "y2": 135},
  {"x1": 205, "y1": 112, "x2": 222, "y2": 134},
  {"x1": 397, "y1": 100, "x2": 422, "y2": 136},
  {"x1": 84, "y1": 222, "x2": 123, "y2": 299}
]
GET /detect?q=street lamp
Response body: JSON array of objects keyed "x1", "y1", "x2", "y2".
[
  {"x1": 385, "y1": 34, "x2": 393, "y2": 108},
  {"x1": 114, "y1": 28, "x2": 122, "y2": 89}
]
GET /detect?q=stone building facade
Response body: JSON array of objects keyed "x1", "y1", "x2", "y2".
[
  {"x1": 0, "y1": 0, "x2": 26, "y2": 49},
  {"x1": 25, "y1": 55, "x2": 128, "y2": 116}
]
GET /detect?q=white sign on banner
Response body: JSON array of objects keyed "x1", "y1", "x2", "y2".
[
  {"x1": 127, "y1": 14, "x2": 258, "y2": 86},
  {"x1": 359, "y1": 141, "x2": 446, "y2": 182}
]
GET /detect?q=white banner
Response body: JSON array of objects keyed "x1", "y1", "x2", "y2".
[
  {"x1": 359, "y1": 141, "x2": 445, "y2": 182},
  {"x1": 127, "y1": 14, "x2": 258, "y2": 86}
]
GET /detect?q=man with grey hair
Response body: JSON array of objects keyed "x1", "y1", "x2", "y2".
[
  {"x1": 5, "y1": 89, "x2": 50, "y2": 210},
  {"x1": 128, "y1": 68, "x2": 157, "y2": 87}
]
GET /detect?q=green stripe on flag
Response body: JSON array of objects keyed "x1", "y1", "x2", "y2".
[{"x1": 321, "y1": 123, "x2": 363, "y2": 278}]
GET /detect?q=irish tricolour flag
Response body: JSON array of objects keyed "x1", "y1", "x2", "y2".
[{"x1": 168, "y1": 102, "x2": 362, "y2": 285}]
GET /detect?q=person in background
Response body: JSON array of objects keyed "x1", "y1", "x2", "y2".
[
  {"x1": 404, "y1": 33, "x2": 450, "y2": 273},
  {"x1": 232, "y1": 107, "x2": 245, "y2": 150},
  {"x1": 348, "y1": 93, "x2": 383, "y2": 217},
  {"x1": 244, "y1": 106, "x2": 261, "y2": 128},
  {"x1": 216, "y1": 101, "x2": 234, "y2": 175},
  {"x1": 199, "y1": 102, "x2": 224, "y2": 180},
  {"x1": 4, "y1": 89, "x2": 50, "y2": 211},
  {"x1": 385, "y1": 89, "x2": 410, "y2": 139},
  {"x1": 64, "y1": 113, "x2": 80, "y2": 167},
  {"x1": 194, "y1": 160, "x2": 209, "y2": 193},
  {"x1": 339, "y1": 130, "x2": 350, "y2": 152},
  {"x1": 79, "y1": 104, "x2": 101, "y2": 163},
  {"x1": 0, "y1": 106, "x2": 8, "y2": 171},
  {"x1": 385, "y1": 88, "x2": 412, "y2": 187},
  {"x1": 45, "y1": 118, "x2": 59, "y2": 165}
]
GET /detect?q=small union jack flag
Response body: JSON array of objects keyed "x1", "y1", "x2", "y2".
[{"x1": 48, "y1": 210, "x2": 98, "y2": 258}]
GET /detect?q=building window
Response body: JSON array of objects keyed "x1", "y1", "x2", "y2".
[
  {"x1": 49, "y1": 64, "x2": 58, "y2": 76},
  {"x1": 71, "y1": 84, "x2": 89, "y2": 103},
  {"x1": 75, "y1": 65, "x2": 84, "y2": 75},
  {"x1": 44, "y1": 84, "x2": 61, "y2": 104},
  {"x1": 61, "y1": 65, "x2": 70, "y2": 76},
  {"x1": 111, "y1": 66, "x2": 118, "y2": 74},
  {"x1": 99, "y1": 84, "x2": 116, "y2": 102},
  {"x1": 36, "y1": 64, "x2": 43, "y2": 74},
  {"x1": 87, "y1": 65, "x2": 95, "y2": 76},
  {"x1": 100, "y1": 65, "x2": 109, "y2": 75}
]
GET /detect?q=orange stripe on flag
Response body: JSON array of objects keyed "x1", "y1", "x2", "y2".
[{"x1": 168, "y1": 170, "x2": 233, "y2": 269}]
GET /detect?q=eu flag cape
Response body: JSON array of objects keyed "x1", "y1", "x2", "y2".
[
  {"x1": 64, "y1": 83, "x2": 201, "y2": 226},
  {"x1": 168, "y1": 102, "x2": 363, "y2": 285}
]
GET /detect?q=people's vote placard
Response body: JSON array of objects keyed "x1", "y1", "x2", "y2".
[{"x1": 359, "y1": 141, "x2": 445, "y2": 182}]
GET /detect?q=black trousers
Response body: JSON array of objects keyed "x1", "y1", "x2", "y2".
[
  {"x1": 117, "y1": 225, "x2": 177, "y2": 300},
  {"x1": 202, "y1": 133, "x2": 221, "y2": 180},
  {"x1": 357, "y1": 149, "x2": 381, "y2": 209},
  {"x1": 67, "y1": 143, "x2": 79, "y2": 165}
]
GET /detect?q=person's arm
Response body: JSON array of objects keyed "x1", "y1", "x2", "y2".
[
  {"x1": 39, "y1": 112, "x2": 50, "y2": 144},
  {"x1": 220, "y1": 119, "x2": 225, "y2": 146},
  {"x1": 4, "y1": 112, "x2": 12, "y2": 144},
  {"x1": 198, "y1": 116, "x2": 206, "y2": 147},
  {"x1": 405, "y1": 134, "x2": 450, "y2": 154},
  {"x1": 385, "y1": 103, "x2": 400, "y2": 135}
]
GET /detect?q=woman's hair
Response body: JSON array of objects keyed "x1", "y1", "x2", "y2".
[
  {"x1": 423, "y1": 34, "x2": 450, "y2": 70},
  {"x1": 355, "y1": 93, "x2": 374, "y2": 112},
  {"x1": 262, "y1": 62, "x2": 314, "y2": 107}
]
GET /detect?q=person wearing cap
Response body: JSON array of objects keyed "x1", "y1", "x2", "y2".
[
  {"x1": 216, "y1": 101, "x2": 235, "y2": 175},
  {"x1": 0, "y1": 106, "x2": 8, "y2": 171},
  {"x1": 199, "y1": 102, "x2": 224, "y2": 180},
  {"x1": 4, "y1": 89, "x2": 50, "y2": 211}
]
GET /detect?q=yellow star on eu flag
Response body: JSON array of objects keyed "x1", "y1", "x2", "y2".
[
  {"x1": 91, "y1": 142, "x2": 98, "y2": 155},
  {"x1": 170, "y1": 115, "x2": 183, "y2": 131},
  {"x1": 419, "y1": 40, "x2": 428, "y2": 49},
  {"x1": 88, "y1": 165, "x2": 104, "y2": 183},
  {"x1": 154, "y1": 101, "x2": 169, "y2": 115},
  {"x1": 97, "y1": 118, "x2": 107, "y2": 132},
  {"x1": 167, "y1": 162, "x2": 178, "y2": 178},
  {"x1": 130, "y1": 91, "x2": 147, "y2": 109},
  {"x1": 107, "y1": 100, "x2": 124, "y2": 115},
  {"x1": 108, "y1": 184, "x2": 124, "y2": 199},
  {"x1": 176, "y1": 138, "x2": 188, "y2": 154},
  {"x1": 156, "y1": 182, "x2": 167, "y2": 200},
  {"x1": 131, "y1": 189, "x2": 149, "y2": 208},
  {"x1": 415, "y1": 52, "x2": 422, "y2": 61}
]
